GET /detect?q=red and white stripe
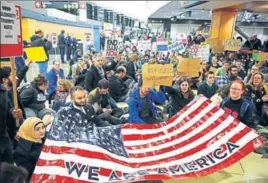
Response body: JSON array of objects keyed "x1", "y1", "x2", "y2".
[{"x1": 32, "y1": 96, "x2": 264, "y2": 183}]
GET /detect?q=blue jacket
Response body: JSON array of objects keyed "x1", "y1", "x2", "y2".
[
  {"x1": 128, "y1": 88, "x2": 166, "y2": 124},
  {"x1": 46, "y1": 68, "x2": 64, "y2": 96}
]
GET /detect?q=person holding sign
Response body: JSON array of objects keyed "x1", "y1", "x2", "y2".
[
  {"x1": 128, "y1": 78, "x2": 166, "y2": 124},
  {"x1": 165, "y1": 77, "x2": 195, "y2": 117}
]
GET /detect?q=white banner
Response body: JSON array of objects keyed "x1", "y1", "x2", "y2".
[{"x1": 137, "y1": 40, "x2": 151, "y2": 52}]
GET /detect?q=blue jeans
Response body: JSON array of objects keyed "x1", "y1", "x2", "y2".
[{"x1": 37, "y1": 61, "x2": 48, "y2": 76}]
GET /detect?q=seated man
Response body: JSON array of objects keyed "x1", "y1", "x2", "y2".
[
  {"x1": 49, "y1": 86, "x2": 110, "y2": 142},
  {"x1": 128, "y1": 79, "x2": 166, "y2": 124},
  {"x1": 109, "y1": 66, "x2": 129, "y2": 102},
  {"x1": 198, "y1": 71, "x2": 218, "y2": 99},
  {"x1": 88, "y1": 79, "x2": 126, "y2": 125}
]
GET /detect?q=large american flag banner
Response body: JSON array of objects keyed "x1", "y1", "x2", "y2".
[{"x1": 31, "y1": 95, "x2": 264, "y2": 183}]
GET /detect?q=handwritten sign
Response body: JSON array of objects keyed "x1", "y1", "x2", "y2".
[
  {"x1": 137, "y1": 40, "x2": 151, "y2": 52},
  {"x1": 224, "y1": 39, "x2": 241, "y2": 51},
  {"x1": 197, "y1": 44, "x2": 210, "y2": 62},
  {"x1": 177, "y1": 58, "x2": 200, "y2": 77},
  {"x1": 168, "y1": 41, "x2": 185, "y2": 53},
  {"x1": 105, "y1": 39, "x2": 119, "y2": 57},
  {"x1": 142, "y1": 64, "x2": 174, "y2": 88},
  {"x1": 254, "y1": 52, "x2": 268, "y2": 62}
]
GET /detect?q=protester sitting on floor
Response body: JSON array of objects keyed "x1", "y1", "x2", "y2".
[
  {"x1": 198, "y1": 71, "x2": 218, "y2": 99},
  {"x1": 49, "y1": 86, "x2": 110, "y2": 142},
  {"x1": 109, "y1": 66, "x2": 129, "y2": 102},
  {"x1": 220, "y1": 80, "x2": 254, "y2": 128},
  {"x1": 20, "y1": 75, "x2": 54, "y2": 118},
  {"x1": 88, "y1": 79, "x2": 126, "y2": 125},
  {"x1": 165, "y1": 76, "x2": 195, "y2": 117},
  {"x1": 215, "y1": 61, "x2": 229, "y2": 77},
  {"x1": 216, "y1": 64, "x2": 241, "y2": 88},
  {"x1": 244, "y1": 65, "x2": 259, "y2": 83},
  {"x1": 74, "y1": 58, "x2": 88, "y2": 87},
  {"x1": 13, "y1": 117, "x2": 46, "y2": 182},
  {"x1": 0, "y1": 162, "x2": 28, "y2": 183},
  {"x1": 85, "y1": 55, "x2": 117, "y2": 92},
  {"x1": 245, "y1": 72, "x2": 268, "y2": 118},
  {"x1": 128, "y1": 78, "x2": 166, "y2": 124},
  {"x1": 46, "y1": 60, "x2": 64, "y2": 100},
  {"x1": 51, "y1": 79, "x2": 73, "y2": 112}
]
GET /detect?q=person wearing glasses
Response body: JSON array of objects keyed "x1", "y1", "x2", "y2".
[
  {"x1": 220, "y1": 80, "x2": 254, "y2": 128},
  {"x1": 216, "y1": 65, "x2": 241, "y2": 88}
]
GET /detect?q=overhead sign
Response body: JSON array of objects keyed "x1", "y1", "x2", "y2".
[
  {"x1": 224, "y1": 39, "x2": 241, "y2": 52},
  {"x1": 0, "y1": 1, "x2": 23, "y2": 58},
  {"x1": 177, "y1": 58, "x2": 201, "y2": 77},
  {"x1": 168, "y1": 41, "x2": 185, "y2": 53},
  {"x1": 142, "y1": 64, "x2": 174, "y2": 88},
  {"x1": 105, "y1": 39, "x2": 119, "y2": 57}
]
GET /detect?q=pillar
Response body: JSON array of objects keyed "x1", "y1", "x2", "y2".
[{"x1": 208, "y1": 9, "x2": 237, "y2": 53}]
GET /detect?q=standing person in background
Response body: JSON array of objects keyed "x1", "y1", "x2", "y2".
[
  {"x1": 30, "y1": 29, "x2": 52, "y2": 76},
  {"x1": 65, "y1": 33, "x2": 73, "y2": 62},
  {"x1": 100, "y1": 31, "x2": 105, "y2": 51},
  {"x1": 46, "y1": 60, "x2": 65, "y2": 102},
  {"x1": 58, "y1": 30, "x2": 66, "y2": 64},
  {"x1": 250, "y1": 34, "x2": 262, "y2": 50},
  {"x1": 72, "y1": 34, "x2": 78, "y2": 57}
]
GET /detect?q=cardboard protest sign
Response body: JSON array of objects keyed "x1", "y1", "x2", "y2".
[
  {"x1": 258, "y1": 52, "x2": 268, "y2": 62},
  {"x1": 0, "y1": 1, "x2": 23, "y2": 58},
  {"x1": 197, "y1": 44, "x2": 210, "y2": 62},
  {"x1": 188, "y1": 45, "x2": 200, "y2": 57},
  {"x1": 105, "y1": 39, "x2": 119, "y2": 57},
  {"x1": 168, "y1": 41, "x2": 185, "y2": 53},
  {"x1": 224, "y1": 39, "x2": 241, "y2": 51},
  {"x1": 177, "y1": 58, "x2": 200, "y2": 77},
  {"x1": 24, "y1": 47, "x2": 48, "y2": 62},
  {"x1": 137, "y1": 40, "x2": 151, "y2": 52},
  {"x1": 142, "y1": 64, "x2": 174, "y2": 88}
]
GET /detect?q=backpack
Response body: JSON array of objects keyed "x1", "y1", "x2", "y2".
[
  {"x1": 220, "y1": 97, "x2": 256, "y2": 119},
  {"x1": 17, "y1": 83, "x2": 30, "y2": 94}
]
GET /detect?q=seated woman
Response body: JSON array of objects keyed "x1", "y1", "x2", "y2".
[
  {"x1": 220, "y1": 80, "x2": 254, "y2": 128},
  {"x1": 245, "y1": 72, "x2": 268, "y2": 118},
  {"x1": 13, "y1": 117, "x2": 46, "y2": 182},
  {"x1": 51, "y1": 79, "x2": 73, "y2": 112},
  {"x1": 20, "y1": 75, "x2": 54, "y2": 118},
  {"x1": 165, "y1": 77, "x2": 195, "y2": 117}
]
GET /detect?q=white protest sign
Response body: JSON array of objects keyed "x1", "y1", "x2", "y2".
[
  {"x1": 196, "y1": 44, "x2": 210, "y2": 62},
  {"x1": 168, "y1": 41, "x2": 185, "y2": 53},
  {"x1": 137, "y1": 40, "x2": 151, "y2": 52}
]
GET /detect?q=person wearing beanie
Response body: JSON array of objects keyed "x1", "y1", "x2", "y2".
[{"x1": 13, "y1": 117, "x2": 46, "y2": 181}]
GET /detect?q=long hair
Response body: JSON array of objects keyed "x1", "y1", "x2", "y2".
[{"x1": 248, "y1": 72, "x2": 264, "y2": 91}]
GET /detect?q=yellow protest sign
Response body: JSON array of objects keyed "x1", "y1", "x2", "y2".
[
  {"x1": 24, "y1": 47, "x2": 48, "y2": 62},
  {"x1": 224, "y1": 39, "x2": 241, "y2": 51},
  {"x1": 142, "y1": 64, "x2": 174, "y2": 88},
  {"x1": 258, "y1": 52, "x2": 268, "y2": 62},
  {"x1": 177, "y1": 58, "x2": 200, "y2": 77}
]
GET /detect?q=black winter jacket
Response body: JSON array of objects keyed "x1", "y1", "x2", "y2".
[{"x1": 109, "y1": 75, "x2": 128, "y2": 102}]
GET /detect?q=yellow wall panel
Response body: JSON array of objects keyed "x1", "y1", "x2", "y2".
[{"x1": 22, "y1": 18, "x2": 93, "y2": 42}]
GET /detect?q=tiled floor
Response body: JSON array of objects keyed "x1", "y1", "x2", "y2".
[{"x1": 164, "y1": 153, "x2": 268, "y2": 183}]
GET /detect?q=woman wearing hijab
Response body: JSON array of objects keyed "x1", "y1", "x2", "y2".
[{"x1": 13, "y1": 117, "x2": 46, "y2": 182}]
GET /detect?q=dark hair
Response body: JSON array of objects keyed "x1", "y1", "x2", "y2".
[
  {"x1": 206, "y1": 71, "x2": 215, "y2": 77},
  {"x1": 227, "y1": 64, "x2": 238, "y2": 72},
  {"x1": 70, "y1": 86, "x2": 84, "y2": 97},
  {"x1": 0, "y1": 162, "x2": 28, "y2": 183},
  {"x1": 61, "y1": 30, "x2": 65, "y2": 34},
  {"x1": 52, "y1": 60, "x2": 60, "y2": 65},
  {"x1": 116, "y1": 66, "x2": 126, "y2": 74},
  {"x1": 98, "y1": 79, "x2": 109, "y2": 89},
  {"x1": 177, "y1": 76, "x2": 190, "y2": 86},
  {"x1": 34, "y1": 75, "x2": 48, "y2": 86},
  {"x1": 35, "y1": 29, "x2": 42, "y2": 34},
  {"x1": 222, "y1": 60, "x2": 230, "y2": 65},
  {"x1": 0, "y1": 67, "x2": 11, "y2": 84}
]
